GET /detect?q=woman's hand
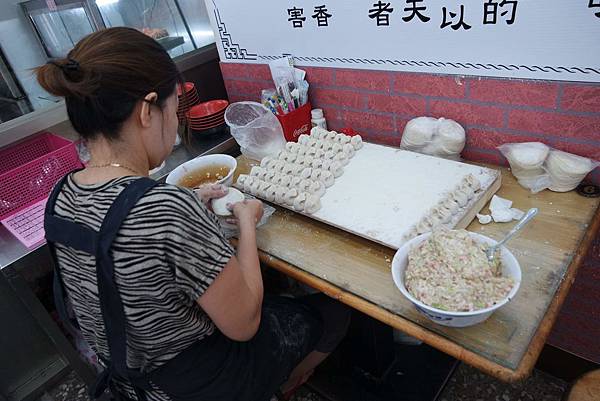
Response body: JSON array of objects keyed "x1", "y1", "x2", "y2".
[
  {"x1": 194, "y1": 184, "x2": 228, "y2": 208},
  {"x1": 229, "y1": 199, "x2": 264, "y2": 225}
]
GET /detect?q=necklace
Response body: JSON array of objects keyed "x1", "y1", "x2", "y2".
[{"x1": 87, "y1": 162, "x2": 143, "y2": 176}]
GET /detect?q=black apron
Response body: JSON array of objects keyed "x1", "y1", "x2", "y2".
[{"x1": 45, "y1": 174, "x2": 323, "y2": 401}]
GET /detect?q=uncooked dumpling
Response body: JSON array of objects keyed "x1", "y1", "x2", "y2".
[
  {"x1": 260, "y1": 157, "x2": 273, "y2": 168},
  {"x1": 286, "y1": 152, "x2": 297, "y2": 163},
  {"x1": 320, "y1": 171, "x2": 335, "y2": 187},
  {"x1": 283, "y1": 188, "x2": 298, "y2": 205},
  {"x1": 308, "y1": 181, "x2": 326, "y2": 197},
  {"x1": 328, "y1": 161, "x2": 344, "y2": 178},
  {"x1": 280, "y1": 175, "x2": 292, "y2": 187},
  {"x1": 286, "y1": 142, "x2": 300, "y2": 152},
  {"x1": 342, "y1": 144, "x2": 355, "y2": 158},
  {"x1": 324, "y1": 150, "x2": 335, "y2": 160},
  {"x1": 265, "y1": 185, "x2": 277, "y2": 202},
  {"x1": 310, "y1": 169, "x2": 321, "y2": 181},
  {"x1": 250, "y1": 166, "x2": 264, "y2": 178},
  {"x1": 306, "y1": 147, "x2": 317, "y2": 157},
  {"x1": 331, "y1": 143, "x2": 343, "y2": 154},
  {"x1": 298, "y1": 179, "x2": 312, "y2": 192},
  {"x1": 300, "y1": 167, "x2": 313, "y2": 179},
  {"x1": 236, "y1": 174, "x2": 249, "y2": 188},
  {"x1": 314, "y1": 149, "x2": 325, "y2": 159},
  {"x1": 293, "y1": 192, "x2": 307, "y2": 211},
  {"x1": 452, "y1": 188, "x2": 469, "y2": 207},
  {"x1": 311, "y1": 158, "x2": 323, "y2": 169},
  {"x1": 462, "y1": 174, "x2": 481, "y2": 191},
  {"x1": 271, "y1": 173, "x2": 283, "y2": 185},
  {"x1": 275, "y1": 186, "x2": 287, "y2": 204},
  {"x1": 282, "y1": 163, "x2": 294, "y2": 175},
  {"x1": 291, "y1": 164, "x2": 304, "y2": 175},
  {"x1": 334, "y1": 153, "x2": 349, "y2": 166},
  {"x1": 442, "y1": 197, "x2": 460, "y2": 214},
  {"x1": 298, "y1": 134, "x2": 310, "y2": 145},
  {"x1": 350, "y1": 135, "x2": 363, "y2": 150},
  {"x1": 304, "y1": 194, "x2": 321, "y2": 214},
  {"x1": 416, "y1": 215, "x2": 434, "y2": 234}
]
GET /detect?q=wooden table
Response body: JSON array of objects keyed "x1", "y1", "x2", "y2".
[{"x1": 235, "y1": 157, "x2": 600, "y2": 382}]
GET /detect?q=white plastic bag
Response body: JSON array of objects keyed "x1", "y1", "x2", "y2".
[
  {"x1": 401, "y1": 117, "x2": 466, "y2": 160},
  {"x1": 498, "y1": 142, "x2": 599, "y2": 193},
  {"x1": 224, "y1": 102, "x2": 286, "y2": 161}
]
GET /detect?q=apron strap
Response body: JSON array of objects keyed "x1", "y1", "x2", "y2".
[
  {"x1": 93, "y1": 178, "x2": 157, "y2": 388},
  {"x1": 45, "y1": 175, "x2": 158, "y2": 400}
]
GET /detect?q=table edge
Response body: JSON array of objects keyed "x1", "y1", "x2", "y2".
[{"x1": 257, "y1": 202, "x2": 600, "y2": 383}]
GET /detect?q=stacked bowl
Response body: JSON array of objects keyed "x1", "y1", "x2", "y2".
[
  {"x1": 177, "y1": 82, "x2": 200, "y2": 124},
  {"x1": 187, "y1": 100, "x2": 229, "y2": 133}
]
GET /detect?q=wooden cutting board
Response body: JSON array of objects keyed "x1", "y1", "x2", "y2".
[{"x1": 243, "y1": 142, "x2": 501, "y2": 249}]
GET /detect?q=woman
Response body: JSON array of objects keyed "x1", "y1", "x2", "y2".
[{"x1": 39, "y1": 28, "x2": 349, "y2": 401}]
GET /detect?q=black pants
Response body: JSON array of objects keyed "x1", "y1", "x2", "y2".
[{"x1": 145, "y1": 294, "x2": 350, "y2": 401}]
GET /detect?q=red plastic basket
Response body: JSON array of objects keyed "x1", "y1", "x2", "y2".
[{"x1": 0, "y1": 132, "x2": 82, "y2": 219}]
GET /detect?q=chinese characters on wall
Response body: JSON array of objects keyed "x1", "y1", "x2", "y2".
[{"x1": 288, "y1": 1, "x2": 522, "y2": 30}]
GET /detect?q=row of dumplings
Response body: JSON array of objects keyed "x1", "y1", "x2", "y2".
[
  {"x1": 236, "y1": 174, "x2": 322, "y2": 213},
  {"x1": 405, "y1": 174, "x2": 482, "y2": 239},
  {"x1": 251, "y1": 163, "x2": 336, "y2": 187},
  {"x1": 307, "y1": 127, "x2": 364, "y2": 149}
]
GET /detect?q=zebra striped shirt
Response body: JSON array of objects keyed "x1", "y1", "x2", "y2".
[{"x1": 52, "y1": 174, "x2": 235, "y2": 400}]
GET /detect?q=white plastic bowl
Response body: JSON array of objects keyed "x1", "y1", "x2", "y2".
[
  {"x1": 391, "y1": 231, "x2": 521, "y2": 327},
  {"x1": 166, "y1": 154, "x2": 237, "y2": 187}
]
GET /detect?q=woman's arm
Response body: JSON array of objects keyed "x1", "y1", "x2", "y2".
[{"x1": 197, "y1": 199, "x2": 264, "y2": 341}]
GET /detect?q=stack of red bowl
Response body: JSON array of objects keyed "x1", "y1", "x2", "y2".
[
  {"x1": 177, "y1": 82, "x2": 200, "y2": 124},
  {"x1": 187, "y1": 100, "x2": 229, "y2": 132}
]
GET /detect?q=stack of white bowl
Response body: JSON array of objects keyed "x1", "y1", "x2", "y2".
[{"x1": 546, "y1": 150, "x2": 597, "y2": 192}]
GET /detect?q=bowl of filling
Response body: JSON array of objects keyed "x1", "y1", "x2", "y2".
[
  {"x1": 391, "y1": 228, "x2": 521, "y2": 327},
  {"x1": 166, "y1": 154, "x2": 237, "y2": 188}
]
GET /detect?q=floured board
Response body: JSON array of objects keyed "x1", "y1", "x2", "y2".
[{"x1": 251, "y1": 142, "x2": 500, "y2": 249}]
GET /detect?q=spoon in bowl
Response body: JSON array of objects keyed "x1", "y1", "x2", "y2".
[{"x1": 486, "y1": 207, "x2": 538, "y2": 262}]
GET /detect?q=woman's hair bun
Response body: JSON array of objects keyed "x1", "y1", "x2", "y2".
[{"x1": 36, "y1": 58, "x2": 98, "y2": 99}]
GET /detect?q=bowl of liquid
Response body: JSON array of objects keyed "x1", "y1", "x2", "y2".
[{"x1": 166, "y1": 154, "x2": 237, "y2": 188}]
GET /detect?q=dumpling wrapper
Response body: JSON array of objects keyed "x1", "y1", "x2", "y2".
[{"x1": 211, "y1": 188, "x2": 245, "y2": 217}]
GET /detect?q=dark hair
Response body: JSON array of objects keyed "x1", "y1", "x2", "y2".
[{"x1": 36, "y1": 27, "x2": 182, "y2": 140}]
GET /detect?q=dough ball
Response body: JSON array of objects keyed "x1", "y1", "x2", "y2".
[{"x1": 401, "y1": 117, "x2": 437, "y2": 149}]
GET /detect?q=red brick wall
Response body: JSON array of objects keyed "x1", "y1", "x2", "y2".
[{"x1": 220, "y1": 62, "x2": 600, "y2": 362}]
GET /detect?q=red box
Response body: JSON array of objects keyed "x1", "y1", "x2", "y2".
[{"x1": 276, "y1": 102, "x2": 312, "y2": 142}]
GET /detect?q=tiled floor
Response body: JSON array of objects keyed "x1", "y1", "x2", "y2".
[{"x1": 37, "y1": 363, "x2": 567, "y2": 401}]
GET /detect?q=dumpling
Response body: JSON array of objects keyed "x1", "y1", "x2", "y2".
[
  {"x1": 283, "y1": 188, "x2": 298, "y2": 205},
  {"x1": 286, "y1": 152, "x2": 298, "y2": 163},
  {"x1": 324, "y1": 150, "x2": 336, "y2": 160},
  {"x1": 342, "y1": 143, "x2": 355, "y2": 158},
  {"x1": 260, "y1": 157, "x2": 273, "y2": 168},
  {"x1": 326, "y1": 131, "x2": 337, "y2": 141},
  {"x1": 304, "y1": 194, "x2": 321, "y2": 214},
  {"x1": 290, "y1": 176, "x2": 302, "y2": 188},
  {"x1": 293, "y1": 192, "x2": 308, "y2": 211},
  {"x1": 300, "y1": 167, "x2": 313, "y2": 179},
  {"x1": 311, "y1": 158, "x2": 323, "y2": 169},
  {"x1": 282, "y1": 163, "x2": 294, "y2": 175},
  {"x1": 305, "y1": 146, "x2": 317, "y2": 157},
  {"x1": 350, "y1": 135, "x2": 363, "y2": 150},
  {"x1": 331, "y1": 143, "x2": 343, "y2": 154},
  {"x1": 308, "y1": 180, "x2": 326, "y2": 197},
  {"x1": 310, "y1": 169, "x2": 321, "y2": 181},
  {"x1": 334, "y1": 133, "x2": 346, "y2": 143},
  {"x1": 250, "y1": 166, "x2": 264, "y2": 178},
  {"x1": 442, "y1": 197, "x2": 460, "y2": 214},
  {"x1": 452, "y1": 188, "x2": 469, "y2": 207},
  {"x1": 314, "y1": 149, "x2": 325, "y2": 159},
  {"x1": 277, "y1": 150, "x2": 287, "y2": 160},
  {"x1": 279, "y1": 175, "x2": 292, "y2": 187},
  {"x1": 338, "y1": 134, "x2": 351, "y2": 145},
  {"x1": 270, "y1": 173, "x2": 283, "y2": 185},
  {"x1": 265, "y1": 185, "x2": 277, "y2": 202},
  {"x1": 273, "y1": 160, "x2": 285, "y2": 172},
  {"x1": 462, "y1": 174, "x2": 481, "y2": 191},
  {"x1": 416, "y1": 216, "x2": 434, "y2": 234},
  {"x1": 264, "y1": 170, "x2": 276, "y2": 182},
  {"x1": 298, "y1": 178, "x2": 312, "y2": 192},
  {"x1": 320, "y1": 170, "x2": 335, "y2": 187},
  {"x1": 304, "y1": 155, "x2": 315, "y2": 167},
  {"x1": 243, "y1": 176, "x2": 256, "y2": 193},
  {"x1": 328, "y1": 161, "x2": 344, "y2": 178},
  {"x1": 298, "y1": 134, "x2": 310, "y2": 145},
  {"x1": 286, "y1": 142, "x2": 300, "y2": 152},
  {"x1": 334, "y1": 153, "x2": 349, "y2": 166},
  {"x1": 291, "y1": 164, "x2": 305, "y2": 175},
  {"x1": 274, "y1": 186, "x2": 287, "y2": 204},
  {"x1": 236, "y1": 174, "x2": 249, "y2": 188},
  {"x1": 297, "y1": 146, "x2": 307, "y2": 156}
]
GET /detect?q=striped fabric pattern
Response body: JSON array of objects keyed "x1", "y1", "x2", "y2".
[{"x1": 52, "y1": 175, "x2": 235, "y2": 400}]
